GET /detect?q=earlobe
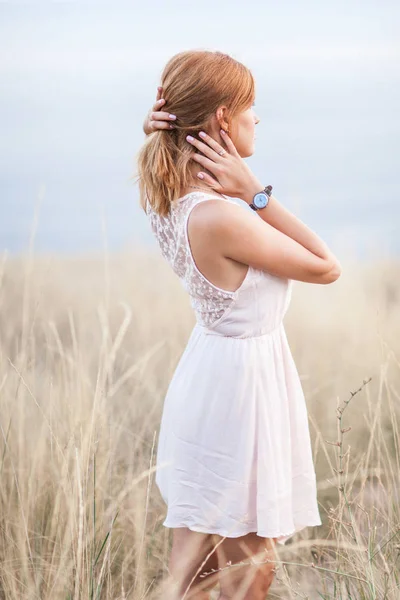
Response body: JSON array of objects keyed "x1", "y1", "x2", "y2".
[{"x1": 216, "y1": 105, "x2": 230, "y2": 133}]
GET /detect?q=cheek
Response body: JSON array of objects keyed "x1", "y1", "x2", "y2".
[
  {"x1": 244, "y1": 118, "x2": 254, "y2": 133},
  {"x1": 237, "y1": 119, "x2": 251, "y2": 136},
  {"x1": 232, "y1": 116, "x2": 253, "y2": 143}
]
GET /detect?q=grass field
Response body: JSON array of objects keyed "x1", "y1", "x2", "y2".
[{"x1": 0, "y1": 249, "x2": 399, "y2": 599}]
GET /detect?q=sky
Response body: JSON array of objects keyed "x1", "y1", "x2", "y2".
[{"x1": 0, "y1": 0, "x2": 399, "y2": 261}]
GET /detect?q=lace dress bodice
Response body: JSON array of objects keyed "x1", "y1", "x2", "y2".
[
  {"x1": 146, "y1": 191, "x2": 244, "y2": 328},
  {"x1": 146, "y1": 190, "x2": 293, "y2": 335}
]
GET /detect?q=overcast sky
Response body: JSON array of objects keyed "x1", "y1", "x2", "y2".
[{"x1": 1, "y1": 0, "x2": 399, "y2": 260}]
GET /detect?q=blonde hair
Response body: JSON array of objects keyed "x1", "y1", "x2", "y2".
[{"x1": 133, "y1": 50, "x2": 255, "y2": 217}]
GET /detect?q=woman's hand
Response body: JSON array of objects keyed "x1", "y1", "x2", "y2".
[
  {"x1": 187, "y1": 131, "x2": 263, "y2": 203},
  {"x1": 143, "y1": 86, "x2": 177, "y2": 135}
]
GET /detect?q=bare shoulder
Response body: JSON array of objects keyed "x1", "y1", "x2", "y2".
[
  {"x1": 188, "y1": 197, "x2": 269, "y2": 243},
  {"x1": 188, "y1": 197, "x2": 341, "y2": 285},
  {"x1": 186, "y1": 198, "x2": 244, "y2": 252},
  {"x1": 187, "y1": 197, "x2": 250, "y2": 232},
  {"x1": 188, "y1": 197, "x2": 269, "y2": 255}
]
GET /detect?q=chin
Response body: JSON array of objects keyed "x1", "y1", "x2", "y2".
[{"x1": 238, "y1": 145, "x2": 255, "y2": 159}]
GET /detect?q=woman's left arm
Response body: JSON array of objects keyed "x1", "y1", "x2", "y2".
[{"x1": 143, "y1": 86, "x2": 177, "y2": 135}]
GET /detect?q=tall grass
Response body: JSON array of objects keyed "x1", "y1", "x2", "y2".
[{"x1": 0, "y1": 249, "x2": 399, "y2": 599}]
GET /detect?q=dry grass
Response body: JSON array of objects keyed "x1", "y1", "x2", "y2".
[{"x1": 0, "y1": 248, "x2": 399, "y2": 599}]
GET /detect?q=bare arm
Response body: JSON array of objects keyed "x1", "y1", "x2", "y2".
[
  {"x1": 191, "y1": 199, "x2": 341, "y2": 285},
  {"x1": 241, "y1": 179, "x2": 339, "y2": 265},
  {"x1": 186, "y1": 131, "x2": 341, "y2": 282},
  {"x1": 142, "y1": 95, "x2": 341, "y2": 283},
  {"x1": 261, "y1": 195, "x2": 331, "y2": 259}
]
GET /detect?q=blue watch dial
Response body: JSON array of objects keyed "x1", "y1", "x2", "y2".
[{"x1": 253, "y1": 192, "x2": 268, "y2": 209}]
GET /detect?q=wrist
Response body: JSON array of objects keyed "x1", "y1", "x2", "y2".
[{"x1": 242, "y1": 179, "x2": 264, "y2": 205}]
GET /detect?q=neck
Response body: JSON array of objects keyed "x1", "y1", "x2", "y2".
[{"x1": 179, "y1": 166, "x2": 225, "y2": 198}]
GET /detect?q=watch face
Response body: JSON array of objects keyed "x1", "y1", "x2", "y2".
[{"x1": 254, "y1": 192, "x2": 268, "y2": 209}]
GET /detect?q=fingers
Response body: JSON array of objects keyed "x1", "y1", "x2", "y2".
[
  {"x1": 220, "y1": 130, "x2": 239, "y2": 156},
  {"x1": 150, "y1": 86, "x2": 177, "y2": 131},
  {"x1": 186, "y1": 132, "x2": 228, "y2": 163},
  {"x1": 199, "y1": 130, "x2": 229, "y2": 156},
  {"x1": 195, "y1": 172, "x2": 222, "y2": 192},
  {"x1": 152, "y1": 98, "x2": 166, "y2": 111},
  {"x1": 190, "y1": 151, "x2": 222, "y2": 174},
  {"x1": 149, "y1": 120, "x2": 174, "y2": 132},
  {"x1": 148, "y1": 108, "x2": 176, "y2": 131},
  {"x1": 153, "y1": 84, "x2": 167, "y2": 114},
  {"x1": 154, "y1": 86, "x2": 168, "y2": 114},
  {"x1": 151, "y1": 110, "x2": 176, "y2": 122},
  {"x1": 144, "y1": 87, "x2": 170, "y2": 135}
]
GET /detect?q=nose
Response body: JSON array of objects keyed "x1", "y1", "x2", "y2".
[{"x1": 254, "y1": 113, "x2": 260, "y2": 125}]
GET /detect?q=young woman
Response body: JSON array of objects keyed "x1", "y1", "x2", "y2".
[{"x1": 136, "y1": 50, "x2": 341, "y2": 599}]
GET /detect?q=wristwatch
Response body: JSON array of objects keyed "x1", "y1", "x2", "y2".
[{"x1": 249, "y1": 185, "x2": 273, "y2": 211}]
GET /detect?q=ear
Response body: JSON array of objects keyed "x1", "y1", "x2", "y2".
[{"x1": 216, "y1": 105, "x2": 229, "y2": 133}]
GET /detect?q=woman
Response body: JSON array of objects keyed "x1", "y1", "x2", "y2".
[{"x1": 136, "y1": 50, "x2": 341, "y2": 599}]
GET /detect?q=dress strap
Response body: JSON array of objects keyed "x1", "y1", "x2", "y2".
[
  {"x1": 188, "y1": 192, "x2": 240, "y2": 207},
  {"x1": 182, "y1": 193, "x2": 251, "y2": 295}
]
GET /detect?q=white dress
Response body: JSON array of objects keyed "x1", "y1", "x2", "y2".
[{"x1": 146, "y1": 191, "x2": 322, "y2": 545}]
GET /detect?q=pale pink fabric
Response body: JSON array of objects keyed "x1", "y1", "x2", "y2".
[{"x1": 146, "y1": 191, "x2": 322, "y2": 545}]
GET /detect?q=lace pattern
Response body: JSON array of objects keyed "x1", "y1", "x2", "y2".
[{"x1": 146, "y1": 192, "x2": 239, "y2": 327}]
